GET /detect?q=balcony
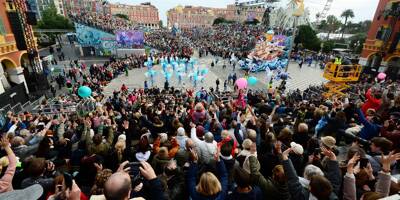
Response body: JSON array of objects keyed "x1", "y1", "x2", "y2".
[{"x1": 0, "y1": 41, "x2": 18, "y2": 56}]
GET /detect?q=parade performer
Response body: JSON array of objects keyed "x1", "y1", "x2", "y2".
[{"x1": 236, "y1": 89, "x2": 246, "y2": 110}]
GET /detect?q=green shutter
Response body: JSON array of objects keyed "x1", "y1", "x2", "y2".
[{"x1": 0, "y1": 19, "x2": 6, "y2": 35}]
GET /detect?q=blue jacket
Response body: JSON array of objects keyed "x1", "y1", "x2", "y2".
[
  {"x1": 187, "y1": 160, "x2": 228, "y2": 200},
  {"x1": 357, "y1": 108, "x2": 382, "y2": 140}
]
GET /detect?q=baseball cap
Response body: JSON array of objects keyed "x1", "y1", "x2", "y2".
[
  {"x1": 290, "y1": 142, "x2": 304, "y2": 155},
  {"x1": 0, "y1": 184, "x2": 43, "y2": 200}
]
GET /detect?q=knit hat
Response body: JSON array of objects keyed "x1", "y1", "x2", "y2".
[
  {"x1": 321, "y1": 136, "x2": 336, "y2": 149},
  {"x1": 118, "y1": 134, "x2": 126, "y2": 141},
  {"x1": 290, "y1": 142, "x2": 304, "y2": 155},
  {"x1": 177, "y1": 127, "x2": 185, "y2": 136},
  {"x1": 159, "y1": 133, "x2": 168, "y2": 143},
  {"x1": 196, "y1": 126, "x2": 205, "y2": 138}
]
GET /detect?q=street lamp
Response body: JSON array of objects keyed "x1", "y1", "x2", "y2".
[{"x1": 285, "y1": 17, "x2": 298, "y2": 72}]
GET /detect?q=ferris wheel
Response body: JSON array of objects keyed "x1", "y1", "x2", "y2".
[{"x1": 315, "y1": 0, "x2": 334, "y2": 24}]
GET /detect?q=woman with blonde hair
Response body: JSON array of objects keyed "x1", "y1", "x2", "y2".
[{"x1": 187, "y1": 149, "x2": 228, "y2": 200}]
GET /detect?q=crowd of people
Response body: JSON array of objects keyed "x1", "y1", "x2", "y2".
[
  {"x1": 2, "y1": 9, "x2": 400, "y2": 200},
  {"x1": 1, "y1": 64, "x2": 400, "y2": 200},
  {"x1": 145, "y1": 30, "x2": 193, "y2": 58},
  {"x1": 69, "y1": 12, "x2": 137, "y2": 34},
  {"x1": 184, "y1": 24, "x2": 264, "y2": 60}
]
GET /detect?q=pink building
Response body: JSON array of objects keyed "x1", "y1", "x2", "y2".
[
  {"x1": 167, "y1": 4, "x2": 265, "y2": 29},
  {"x1": 110, "y1": 2, "x2": 159, "y2": 29}
]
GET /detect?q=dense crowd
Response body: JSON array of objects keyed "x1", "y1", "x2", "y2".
[
  {"x1": 53, "y1": 54, "x2": 147, "y2": 97},
  {"x1": 1, "y1": 65, "x2": 400, "y2": 200},
  {"x1": 184, "y1": 24, "x2": 264, "y2": 59},
  {"x1": 69, "y1": 12, "x2": 136, "y2": 34},
  {"x1": 145, "y1": 31, "x2": 193, "y2": 58},
  {"x1": 2, "y1": 10, "x2": 400, "y2": 200}
]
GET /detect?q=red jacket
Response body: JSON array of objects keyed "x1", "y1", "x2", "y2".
[{"x1": 361, "y1": 88, "x2": 381, "y2": 115}]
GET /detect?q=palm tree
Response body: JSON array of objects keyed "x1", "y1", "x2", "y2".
[
  {"x1": 326, "y1": 15, "x2": 342, "y2": 40},
  {"x1": 340, "y1": 9, "x2": 355, "y2": 39}
]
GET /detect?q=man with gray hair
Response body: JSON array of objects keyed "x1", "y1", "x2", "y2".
[{"x1": 189, "y1": 122, "x2": 217, "y2": 163}]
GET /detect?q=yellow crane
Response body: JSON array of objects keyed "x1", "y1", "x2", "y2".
[{"x1": 322, "y1": 62, "x2": 362, "y2": 98}]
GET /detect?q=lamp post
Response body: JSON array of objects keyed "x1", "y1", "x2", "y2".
[{"x1": 285, "y1": 16, "x2": 298, "y2": 72}]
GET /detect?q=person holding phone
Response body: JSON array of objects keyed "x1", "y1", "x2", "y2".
[{"x1": 104, "y1": 161, "x2": 163, "y2": 200}]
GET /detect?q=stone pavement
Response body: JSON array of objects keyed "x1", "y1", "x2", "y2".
[{"x1": 103, "y1": 54, "x2": 327, "y2": 96}]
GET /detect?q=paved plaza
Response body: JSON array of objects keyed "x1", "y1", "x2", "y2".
[{"x1": 103, "y1": 54, "x2": 327, "y2": 96}]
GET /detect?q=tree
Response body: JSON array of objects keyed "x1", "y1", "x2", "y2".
[
  {"x1": 295, "y1": 25, "x2": 321, "y2": 51},
  {"x1": 36, "y1": 4, "x2": 74, "y2": 47},
  {"x1": 213, "y1": 17, "x2": 226, "y2": 25},
  {"x1": 325, "y1": 15, "x2": 342, "y2": 40},
  {"x1": 349, "y1": 33, "x2": 367, "y2": 54},
  {"x1": 159, "y1": 20, "x2": 163, "y2": 28},
  {"x1": 245, "y1": 18, "x2": 260, "y2": 25},
  {"x1": 37, "y1": 4, "x2": 74, "y2": 30},
  {"x1": 345, "y1": 20, "x2": 371, "y2": 34},
  {"x1": 213, "y1": 17, "x2": 234, "y2": 25},
  {"x1": 321, "y1": 40, "x2": 335, "y2": 53},
  {"x1": 114, "y1": 13, "x2": 129, "y2": 20},
  {"x1": 317, "y1": 19, "x2": 328, "y2": 32},
  {"x1": 340, "y1": 9, "x2": 355, "y2": 38}
]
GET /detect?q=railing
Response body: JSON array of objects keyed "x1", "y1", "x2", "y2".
[{"x1": 323, "y1": 63, "x2": 362, "y2": 82}]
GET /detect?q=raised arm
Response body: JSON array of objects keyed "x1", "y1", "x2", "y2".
[
  {"x1": 0, "y1": 137, "x2": 16, "y2": 193},
  {"x1": 281, "y1": 148, "x2": 307, "y2": 200},
  {"x1": 190, "y1": 122, "x2": 201, "y2": 144},
  {"x1": 249, "y1": 155, "x2": 272, "y2": 193},
  {"x1": 376, "y1": 152, "x2": 400, "y2": 197},
  {"x1": 343, "y1": 153, "x2": 359, "y2": 200},
  {"x1": 322, "y1": 147, "x2": 342, "y2": 195}
]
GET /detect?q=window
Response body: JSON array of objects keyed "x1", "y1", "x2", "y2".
[{"x1": 376, "y1": 26, "x2": 392, "y2": 41}]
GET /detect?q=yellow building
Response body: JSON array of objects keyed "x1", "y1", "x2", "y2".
[{"x1": 0, "y1": 0, "x2": 30, "y2": 107}]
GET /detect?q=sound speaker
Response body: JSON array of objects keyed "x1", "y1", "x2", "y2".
[
  {"x1": 26, "y1": 11, "x2": 37, "y2": 25},
  {"x1": 7, "y1": 11, "x2": 27, "y2": 50}
]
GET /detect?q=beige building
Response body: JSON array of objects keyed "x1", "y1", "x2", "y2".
[
  {"x1": 110, "y1": 2, "x2": 159, "y2": 29},
  {"x1": 167, "y1": 4, "x2": 265, "y2": 29}
]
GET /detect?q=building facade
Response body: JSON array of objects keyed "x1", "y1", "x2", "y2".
[
  {"x1": 110, "y1": 2, "x2": 159, "y2": 29},
  {"x1": 167, "y1": 4, "x2": 265, "y2": 30},
  {"x1": 360, "y1": 0, "x2": 400, "y2": 78},
  {"x1": 27, "y1": 0, "x2": 66, "y2": 19},
  {"x1": 62, "y1": 0, "x2": 109, "y2": 15},
  {"x1": 0, "y1": 0, "x2": 29, "y2": 102}
]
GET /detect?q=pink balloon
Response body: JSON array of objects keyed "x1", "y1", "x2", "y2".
[
  {"x1": 377, "y1": 72, "x2": 386, "y2": 80},
  {"x1": 236, "y1": 78, "x2": 248, "y2": 89}
]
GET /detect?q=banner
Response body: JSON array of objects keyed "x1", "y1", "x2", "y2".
[
  {"x1": 74, "y1": 23, "x2": 117, "y2": 56},
  {"x1": 116, "y1": 30, "x2": 144, "y2": 48}
]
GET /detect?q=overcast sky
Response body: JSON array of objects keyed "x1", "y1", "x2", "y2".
[{"x1": 109, "y1": 0, "x2": 379, "y2": 24}]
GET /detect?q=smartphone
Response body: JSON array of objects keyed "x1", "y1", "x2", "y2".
[
  {"x1": 359, "y1": 158, "x2": 369, "y2": 169},
  {"x1": 63, "y1": 172, "x2": 73, "y2": 190},
  {"x1": 125, "y1": 162, "x2": 141, "y2": 177},
  {"x1": 314, "y1": 148, "x2": 321, "y2": 156},
  {"x1": 127, "y1": 162, "x2": 143, "y2": 186}
]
